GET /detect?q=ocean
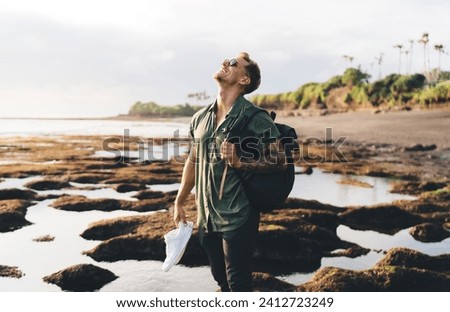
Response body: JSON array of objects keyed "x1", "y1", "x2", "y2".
[{"x1": 0, "y1": 118, "x2": 190, "y2": 138}]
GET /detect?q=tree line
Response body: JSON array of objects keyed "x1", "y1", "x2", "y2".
[
  {"x1": 128, "y1": 101, "x2": 203, "y2": 117},
  {"x1": 251, "y1": 68, "x2": 450, "y2": 110}
]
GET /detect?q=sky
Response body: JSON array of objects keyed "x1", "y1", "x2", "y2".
[{"x1": 0, "y1": 0, "x2": 449, "y2": 118}]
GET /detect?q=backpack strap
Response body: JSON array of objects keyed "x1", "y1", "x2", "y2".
[{"x1": 225, "y1": 105, "x2": 269, "y2": 140}]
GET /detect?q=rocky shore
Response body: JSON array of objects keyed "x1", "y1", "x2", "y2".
[{"x1": 0, "y1": 109, "x2": 449, "y2": 291}]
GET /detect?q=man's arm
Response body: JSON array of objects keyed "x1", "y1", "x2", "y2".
[
  {"x1": 221, "y1": 140, "x2": 286, "y2": 173},
  {"x1": 173, "y1": 148, "x2": 196, "y2": 225}
]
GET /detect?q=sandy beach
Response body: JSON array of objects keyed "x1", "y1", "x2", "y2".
[
  {"x1": 119, "y1": 107, "x2": 450, "y2": 149},
  {"x1": 278, "y1": 108, "x2": 450, "y2": 150}
]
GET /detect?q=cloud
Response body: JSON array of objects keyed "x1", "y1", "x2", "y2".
[{"x1": 0, "y1": 0, "x2": 449, "y2": 117}]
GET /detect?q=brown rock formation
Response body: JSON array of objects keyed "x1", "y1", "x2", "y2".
[
  {"x1": 0, "y1": 265, "x2": 24, "y2": 278},
  {"x1": 297, "y1": 248, "x2": 450, "y2": 291},
  {"x1": 409, "y1": 222, "x2": 450, "y2": 242},
  {"x1": 43, "y1": 264, "x2": 117, "y2": 291},
  {"x1": 24, "y1": 178, "x2": 71, "y2": 191},
  {"x1": 0, "y1": 199, "x2": 33, "y2": 232}
]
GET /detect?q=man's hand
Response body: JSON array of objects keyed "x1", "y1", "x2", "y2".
[
  {"x1": 220, "y1": 140, "x2": 241, "y2": 168},
  {"x1": 173, "y1": 202, "x2": 187, "y2": 226}
]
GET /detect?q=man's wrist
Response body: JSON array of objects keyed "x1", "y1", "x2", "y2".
[
  {"x1": 174, "y1": 198, "x2": 183, "y2": 208},
  {"x1": 230, "y1": 158, "x2": 242, "y2": 169}
]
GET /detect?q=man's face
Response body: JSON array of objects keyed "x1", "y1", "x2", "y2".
[{"x1": 213, "y1": 55, "x2": 249, "y2": 85}]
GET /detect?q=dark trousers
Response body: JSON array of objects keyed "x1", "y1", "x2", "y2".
[{"x1": 200, "y1": 209, "x2": 260, "y2": 292}]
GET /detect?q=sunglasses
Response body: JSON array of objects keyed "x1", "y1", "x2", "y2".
[
  {"x1": 222, "y1": 58, "x2": 250, "y2": 77},
  {"x1": 223, "y1": 58, "x2": 238, "y2": 67}
]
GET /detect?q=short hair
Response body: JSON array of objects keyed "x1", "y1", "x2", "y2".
[{"x1": 240, "y1": 52, "x2": 261, "y2": 94}]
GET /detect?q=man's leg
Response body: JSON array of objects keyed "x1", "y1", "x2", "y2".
[
  {"x1": 223, "y1": 209, "x2": 260, "y2": 292},
  {"x1": 200, "y1": 222, "x2": 230, "y2": 292}
]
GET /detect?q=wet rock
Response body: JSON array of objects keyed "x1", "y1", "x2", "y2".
[
  {"x1": 133, "y1": 189, "x2": 166, "y2": 200},
  {"x1": 255, "y1": 208, "x2": 355, "y2": 274},
  {"x1": 409, "y1": 222, "x2": 450, "y2": 242},
  {"x1": 282, "y1": 198, "x2": 343, "y2": 212},
  {"x1": 33, "y1": 235, "x2": 55, "y2": 242},
  {"x1": 324, "y1": 246, "x2": 371, "y2": 258},
  {"x1": 50, "y1": 195, "x2": 173, "y2": 212},
  {"x1": 131, "y1": 198, "x2": 175, "y2": 212},
  {"x1": 84, "y1": 162, "x2": 125, "y2": 170},
  {"x1": 276, "y1": 208, "x2": 340, "y2": 231},
  {"x1": 0, "y1": 188, "x2": 38, "y2": 200},
  {"x1": 0, "y1": 265, "x2": 24, "y2": 278},
  {"x1": 105, "y1": 176, "x2": 180, "y2": 185},
  {"x1": 375, "y1": 248, "x2": 450, "y2": 273},
  {"x1": 404, "y1": 144, "x2": 437, "y2": 152},
  {"x1": 297, "y1": 266, "x2": 374, "y2": 291},
  {"x1": 51, "y1": 195, "x2": 128, "y2": 212},
  {"x1": 339, "y1": 204, "x2": 423, "y2": 234},
  {"x1": 418, "y1": 181, "x2": 448, "y2": 192},
  {"x1": 390, "y1": 180, "x2": 447, "y2": 195},
  {"x1": 297, "y1": 265, "x2": 450, "y2": 291},
  {"x1": 67, "y1": 173, "x2": 111, "y2": 184},
  {"x1": 102, "y1": 164, "x2": 181, "y2": 185},
  {"x1": 43, "y1": 264, "x2": 117, "y2": 291},
  {"x1": 24, "y1": 178, "x2": 71, "y2": 191},
  {"x1": 363, "y1": 170, "x2": 391, "y2": 178},
  {"x1": 396, "y1": 191, "x2": 450, "y2": 223},
  {"x1": 0, "y1": 200, "x2": 33, "y2": 232},
  {"x1": 252, "y1": 272, "x2": 296, "y2": 292},
  {"x1": 81, "y1": 217, "x2": 148, "y2": 241},
  {"x1": 85, "y1": 233, "x2": 169, "y2": 262},
  {"x1": 113, "y1": 183, "x2": 147, "y2": 193},
  {"x1": 337, "y1": 179, "x2": 373, "y2": 188},
  {"x1": 254, "y1": 228, "x2": 324, "y2": 274},
  {"x1": 148, "y1": 167, "x2": 178, "y2": 174}
]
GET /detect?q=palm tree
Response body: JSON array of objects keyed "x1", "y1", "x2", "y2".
[
  {"x1": 342, "y1": 55, "x2": 354, "y2": 67},
  {"x1": 418, "y1": 32, "x2": 430, "y2": 73},
  {"x1": 403, "y1": 50, "x2": 410, "y2": 74},
  {"x1": 434, "y1": 44, "x2": 445, "y2": 72},
  {"x1": 187, "y1": 91, "x2": 211, "y2": 105},
  {"x1": 393, "y1": 44, "x2": 403, "y2": 74},
  {"x1": 408, "y1": 39, "x2": 414, "y2": 74},
  {"x1": 374, "y1": 53, "x2": 384, "y2": 80}
]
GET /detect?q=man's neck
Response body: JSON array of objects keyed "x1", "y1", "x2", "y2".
[{"x1": 216, "y1": 87, "x2": 242, "y2": 115}]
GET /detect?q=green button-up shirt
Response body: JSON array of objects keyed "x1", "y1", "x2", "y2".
[{"x1": 190, "y1": 95, "x2": 280, "y2": 232}]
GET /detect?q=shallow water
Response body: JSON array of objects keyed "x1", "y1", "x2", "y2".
[
  {"x1": 0, "y1": 119, "x2": 190, "y2": 138},
  {"x1": 291, "y1": 168, "x2": 415, "y2": 206},
  {"x1": 0, "y1": 170, "x2": 445, "y2": 292}
]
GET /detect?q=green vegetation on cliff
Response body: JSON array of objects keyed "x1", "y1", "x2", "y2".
[
  {"x1": 128, "y1": 70, "x2": 450, "y2": 117},
  {"x1": 252, "y1": 69, "x2": 450, "y2": 110}
]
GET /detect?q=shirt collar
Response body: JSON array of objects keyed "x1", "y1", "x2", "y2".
[
  {"x1": 208, "y1": 95, "x2": 246, "y2": 117},
  {"x1": 227, "y1": 95, "x2": 246, "y2": 118}
]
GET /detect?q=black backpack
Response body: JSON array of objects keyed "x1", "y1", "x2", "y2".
[{"x1": 227, "y1": 105, "x2": 299, "y2": 212}]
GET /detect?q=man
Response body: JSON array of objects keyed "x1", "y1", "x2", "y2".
[{"x1": 173, "y1": 52, "x2": 286, "y2": 292}]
